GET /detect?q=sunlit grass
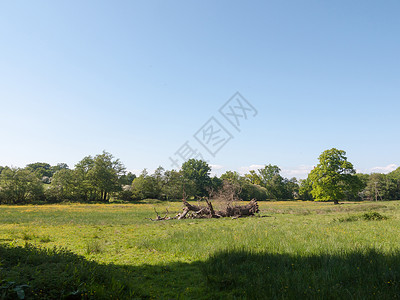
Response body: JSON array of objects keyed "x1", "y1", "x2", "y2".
[{"x1": 1, "y1": 200, "x2": 400, "y2": 298}]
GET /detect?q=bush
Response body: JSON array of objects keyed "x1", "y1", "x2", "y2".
[
  {"x1": 335, "y1": 211, "x2": 388, "y2": 222},
  {"x1": 362, "y1": 211, "x2": 388, "y2": 221}
]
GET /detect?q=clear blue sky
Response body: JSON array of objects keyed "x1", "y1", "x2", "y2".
[{"x1": 1, "y1": 0, "x2": 399, "y2": 179}]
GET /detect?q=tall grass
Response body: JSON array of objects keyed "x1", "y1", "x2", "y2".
[{"x1": 0, "y1": 201, "x2": 399, "y2": 298}]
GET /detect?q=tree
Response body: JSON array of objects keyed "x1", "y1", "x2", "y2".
[
  {"x1": 240, "y1": 181, "x2": 268, "y2": 201},
  {"x1": 244, "y1": 170, "x2": 261, "y2": 185},
  {"x1": 88, "y1": 151, "x2": 125, "y2": 202},
  {"x1": 46, "y1": 168, "x2": 77, "y2": 202},
  {"x1": 131, "y1": 169, "x2": 159, "y2": 200},
  {"x1": 74, "y1": 155, "x2": 96, "y2": 201},
  {"x1": 26, "y1": 162, "x2": 52, "y2": 179},
  {"x1": 308, "y1": 148, "x2": 362, "y2": 204},
  {"x1": 181, "y1": 159, "x2": 211, "y2": 197},
  {"x1": 119, "y1": 172, "x2": 136, "y2": 185},
  {"x1": 50, "y1": 163, "x2": 69, "y2": 175},
  {"x1": 162, "y1": 170, "x2": 185, "y2": 200},
  {"x1": 243, "y1": 165, "x2": 295, "y2": 200},
  {"x1": 220, "y1": 170, "x2": 268, "y2": 201},
  {"x1": 220, "y1": 171, "x2": 241, "y2": 184},
  {"x1": 74, "y1": 151, "x2": 125, "y2": 202},
  {"x1": 0, "y1": 167, "x2": 44, "y2": 204},
  {"x1": 387, "y1": 167, "x2": 400, "y2": 200},
  {"x1": 298, "y1": 178, "x2": 313, "y2": 200}
]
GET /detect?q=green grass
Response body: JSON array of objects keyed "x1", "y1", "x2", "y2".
[{"x1": 0, "y1": 200, "x2": 400, "y2": 299}]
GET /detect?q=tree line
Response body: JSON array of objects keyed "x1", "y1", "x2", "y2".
[{"x1": 0, "y1": 149, "x2": 399, "y2": 204}]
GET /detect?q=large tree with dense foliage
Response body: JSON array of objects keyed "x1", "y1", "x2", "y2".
[
  {"x1": 181, "y1": 159, "x2": 211, "y2": 197},
  {"x1": 308, "y1": 148, "x2": 362, "y2": 204},
  {"x1": 243, "y1": 165, "x2": 296, "y2": 200},
  {"x1": 46, "y1": 168, "x2": 77, "y2": 202},
  {"x1": 74, "y1": 151, "x2": 125, "y2": 202},
  {"x1": 89, "y1": 151, "x2": 125, "y2": 201},
  {"x1": 26, "y1": 162, "x2": 52, "y2": 179},
  {"x1": 0, "y1": 167, "x2": 44, "y2": 204}
]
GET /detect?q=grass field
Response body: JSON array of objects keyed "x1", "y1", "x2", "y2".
[{"x1": 1, "y1": 200, "x2": 400, "y2": 299}]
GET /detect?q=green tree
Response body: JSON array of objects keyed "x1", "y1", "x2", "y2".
[
  {"x1": 88, "y1": 151, "x2": 125, "y2": 202},
  {"x1": 388, "y1": 167, "x2": 400, "y2": 200},
  {"x1": 240, "y1": 181, "x2": 268, "y2": 201},
  {"x1": 244, "y1": 165, "x2": 295, "y2": 200},
  {"x1": 308, "y1": 148, "x2": 362, "y2": 204},
  {"x1": 74, "y1": 151, "x2": 125, "y2": 202},
  {"x1": 46, "y1": 168, "x2": 77, "y2": 202},
  {"x1": 26, "y1": 162, "x2": 52, "y2": 179},
  {"x1": 220, "y1": 171, "x2": 241, "y2": 184},
  {"x1": 119, "y1": 171, "x2": 136, "y2": 185},
  {"x1": 74, "y1": 155, "x2": 96, "y2": 201},
  {"x1": 50, "y1": 163, "x2": 69, "y2": 175},
  {"x1": 298, "y1": 178, "x2": 313, "y2": 200},
  {"x1": 181, "y1": 159, "x2": 211, "y2": 197},
  {"x1": 161, "y1": 170, "x2": 186, "y2": 200},
  {"x1": 131, "y1": 169, "x2": 159, "y2": 200},
  {"x1": 244, "y1": 170, "x2": 261, "y2": 185},
  {"x1": 0, "y1": 167, "x2": 44, "y2": 204}
]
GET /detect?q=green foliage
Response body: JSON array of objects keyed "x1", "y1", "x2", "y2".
[
  {"x1": 299, "y1": 178, "x2": 313, "y2": 200},
  {"x1": 355, "y1": 168, "x2": 400, "y2": 201},
  {"x1": 362, "y1": 211, "x2": 388, "y2": 221},
  {"x1": 131, "y1": 169, "x2": 158, "y2": 200},
  {"x1": 243, "y1": 165, "x2": 297, "y2": 200},
  {"x1": 45, "y1": 168, "x2": 77, "y2": 202},
  {"x1": 161, "y1": 169, "x2": 186, "y2": 200},
  {"x1": 74, "y1": 151, "x2": 125, "y2": 202},
  {"x1": 181, "y1": 159, "x2": 211, "y2": 197},
  {"x1": 0, "y1": 168, "x2": 44, "y2": 204},
  {"x1": 2, "y1": 150, "x2": 398, "y2": 206},
  {"x1": 49, "y1": 163, "x2": 69, "y2": 175},
  {"x1": 0, "y1": 280, "x2": 29, "y2": 299},
  {"x1": 309, "y1": 148, "x2": 363, "y2": 203},
  {"x1": 240, "y1": 182, "x2": 268, "y2": 201},
  {"x1": 220, "y1": 171, "x2": 241, "y2": 183},
  {"x1": 25, "y1": 162, "x2": 52, "y2": 179},
  {"x1": 119, "y1": 171, "x2": 136, "y2": 185},
  {"x1": 335, "y1": 211, "x2": 388, "y2": 222},
  {"x1": 0, "y1": 243, "x2": 139, "y2": 299}
]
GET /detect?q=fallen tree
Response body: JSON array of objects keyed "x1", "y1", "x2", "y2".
[
  {"x1": 179, "y1": 198, "x2": 259, "y2": 219},
  {"x1": 150, "y1": 198, "x2": 259, "y2": 221},
  {"x1": 150, "y1": 181, "x2": 260, "y2": 220}
]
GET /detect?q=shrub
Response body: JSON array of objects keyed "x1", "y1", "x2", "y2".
[{"x1": 362, "y1": 211, "x2": 388, "y2": 221}]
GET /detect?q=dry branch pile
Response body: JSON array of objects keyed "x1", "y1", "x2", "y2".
[
  {"x1": 179, "y1": 198, "x2": 259, "y2": 219},
  {"x1": 150, "y1": 181, "x2": 259, "y2": 221},
  {"x1": 150, "y1": 198, "x2": 259, "y2": 221}
]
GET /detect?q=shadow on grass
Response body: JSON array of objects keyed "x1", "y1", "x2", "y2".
[{"x1": 1, "y1": 244, "x2": 400, "y2": 299}]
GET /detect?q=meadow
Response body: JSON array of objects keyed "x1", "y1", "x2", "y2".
[{"x1": 1, "y1": 200, "x2": 400, "y2": 299}]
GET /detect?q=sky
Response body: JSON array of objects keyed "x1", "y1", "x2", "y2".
[{"x1": 0, "y1": 0, "x2": 399, "y2": 179}]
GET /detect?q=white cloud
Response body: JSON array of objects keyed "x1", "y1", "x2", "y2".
[
  {"x1": 237, "y1": 164, "x2": 313, "y2": 179},
  {"x1": 281, "y1": 165, "x2": 313, "y2": 179},
  {"x1": 368, "y1": 164, "x2": 398, "y2": 174},
  {"x1": 238, "y1": 164, "x2": 264, "y2": 175},
  {"x1": 210, "y1": 164, "x2": 224, "y2": 170},
  {"x1": 210, "y1": 164, "x2": 225, "y2": 177}
]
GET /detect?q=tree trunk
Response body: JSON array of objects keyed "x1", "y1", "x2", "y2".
[
  {"x1": 333, "y1": 199, "x2": 339, "y2": 205},
  {"x1": 181, "y1": 199, "x2": 259, "y2": 218}
]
